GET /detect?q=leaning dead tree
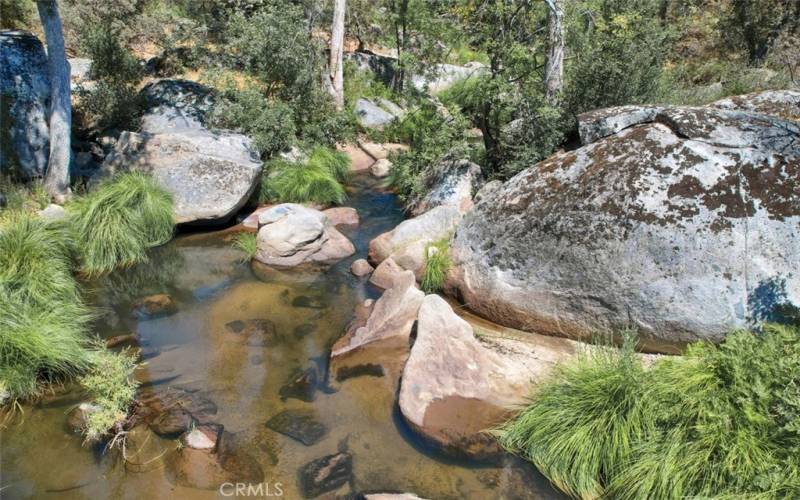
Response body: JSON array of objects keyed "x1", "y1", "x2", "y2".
[
  {"x1": 36, "y1": 0, "x2": 71, "y2": 201},
  {"x1": 329, "y1": 0, "x2": 346, "y2": 109},
  {"x1": 543, "y1": 0, "x2": 565, "y2": 105}
]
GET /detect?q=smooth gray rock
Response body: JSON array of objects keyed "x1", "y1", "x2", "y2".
[
  {"x1": 100, "y1": 129, "x2": 262, "y2": 224},
  {"x1": 0, "y1": 31, "x2": 50, "y2": 178},
  {"x1": 410, "y1": 62, "x2": 486, "y2": 94},
  {"x1": 355, "y1": 98, "x2": 400, "y2": 129},
  {"x1": 449, "y1": 102, "x2": 800, "y2": 351},
  {"x1": 577, "y1": 105, "x2": 663, "y2": 145},
  {"x1": 139, "y1": 79, "x2": 215, "y2": 134},
  {"x1": 345, "y1": 51, "x2": 397, "y2": 87},
  {"x1": 711, "y1": 89, "x2": 800, "y2": 121},
  {"x1": 408, "y1": 157, "x2": 481, "y2": 216},
  {"x1": 254, "y1": 204, "x2": 355, "y2": 268}
]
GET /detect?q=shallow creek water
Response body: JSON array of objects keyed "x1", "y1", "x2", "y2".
[{"x1": 0, "y1": 175, "x2": 562, "y2": 499}]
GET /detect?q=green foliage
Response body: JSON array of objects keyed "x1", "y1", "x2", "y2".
[
  {"x1": 208, "y1": 85, "x2": 296, "y2": 159},
  {"x1": 69, "y1": 172, "x2": 174, "y2": 277},
  {"x1": 0, "y1": 0, "x2": 35, "y2": 30},
  {"x1": 232, "y1": 232, "x2": 257, "y2": 260},
  {"x1": 499, "y1": 326, "x2": 800, "y2": 499},
  {"x1": 386, "y1": 101, "x2": 474, "y2": 202},
  {"x1": 721, "y1": 0, "x2": 798, "y2": 64},
  {"x1": 80, "y1": 348, "x2": 139, "y2": 442},
  {"x1": 0, "y1": 212, "x2": 92, "y2": 399},
  {"x1": 76, "y1": 26, "x2": 144, "y2": 130},
  {"x1": 306, "y1": 147, "x2": 351, "y2": 184},
  {"x1": 421, "y1": 238, "x2": 451, "y2": 293},
  {"x1": 565, "y1": 0, "x2": 673, "y2": 116},
  {"x1": 0, "y1": 176, "x2": 50, "y2": 214},
  {"x1": 261, "y1": 157, "x2": 347, "y2": 206},
  {"x1": 343, "y1": 60, "x2": 394, "y2": 109}
]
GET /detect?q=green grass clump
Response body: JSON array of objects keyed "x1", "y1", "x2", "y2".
[
  {"x1": 0, "y1": 212, "x2": 93, "y2": 399},
  {"x1": 232, "y1": 232, "x2": 258, "y2": 260},
  {"x1": 421, "y1": 238, "x2": 452, "y2": 293},
  {"x1": 79, "y1": 348, "x2": 139, "y2": 442},
  {"x1": 261, "y1": 147, "x2": 349, "y2": 206},
  {"x1": 69, "y1": 172, "x2": 174, "y2": 276},
  {"x1": 0, "y1": 175, "x2": 50, "y2": 215},
  {"x1": 498, "y1": 325, "x2": 800, "y2": 499}
]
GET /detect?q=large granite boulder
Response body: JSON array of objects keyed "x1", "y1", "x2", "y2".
[
  {"x1": 711, "y1": 89, "x2": 800, "y2": 121},
  {"x1": 355, "y1": 98, "x2": 404, "y2": 129},
  {"x1": 408, "y1": 157, "x2": 482, "y2": 216},
  {"x1": 345, "y1": 51, "x2": 397, "y2": 87},
  {"x1": 410, "y1": 62, "x2": 487, "y2": 94},
  {"x1": 399, "y1": 295, "x2": 576, "y2": 458},
  {"x1": 369, "y1": 205, "x2": 462, "y2": 277},
  {"x1": 100, "y1": 129, "x2": 262, "y2": 224},
  {"x1": 0, "y1": 31, "x2": 50, "y2": 179},
  {"x1": 254, "y1": 204, "x2": 355, "y2": 268},
  {"x1": 330, "y1": 271, "x2": 424, "y2": 383},
  {"x1": 449, "y1": 102, "x2": 800, "y2": 351},
  {"x1": 139, "y1": 79, "x2": 215, "y2": 134}
]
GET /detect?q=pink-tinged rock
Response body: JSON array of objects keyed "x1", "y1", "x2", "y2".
[
  {"x1": 339, "y1": 143, "x2": 374, "y2": 172},
  {"x1": 330, "y1": 271, "x2": 423, "y2": 384},
  {"x1": 399, "y1": 295, "x2": 578, "y2": 458},
  {"x1": 368, "y1": 257, "x2": 404, "y2": 289},
  {"x1": 323, "y1": 207, "x2": 360, "y2": 228},
  {"x1": 254, "y1": 204, "x2": 355, "y2": 268},
  {"x1": 370, "y1": 158, "x2": 392, "y2": 178},
  {"x1": 241, "y1": 204, "x2": 274, "y2": 231},
  {"x1": 350, "y1": 258, "x2": 374, "y2": 277},
  {"x1": 358, "y1": 141, "x2": 408, "y2": 160},
  {"x1": 183, "y1": 424, "x2": 221, "y2": 450}
]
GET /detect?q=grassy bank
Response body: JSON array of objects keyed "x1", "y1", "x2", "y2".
[
  {"x1": 0, "y1": 173, "x2": 174, "y2": 441},
  {"x1": 261, "y1": 146, "x2": 350, "y2": 206},
  {"x1": 498, "y1": 326, "x2": 800, "y2": 499}
]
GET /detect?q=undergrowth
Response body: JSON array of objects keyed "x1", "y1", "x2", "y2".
[
  {"x1": 80, "y1": 348, "x2": 139, "y2": 443},
  {"x1": 261, "y1": 147, "x2": 350, "y2": 205},
  {"x1": 69, "y1": 172, "x2": 174, "y2": 276},
  {"x1": 232, "y1": 232, "x2": 258, "y2": 260},
  {"x1": 498, "y1": 325, "x2": 800, "y2": 499},
  {"x1": 421, "y1": 238, "x2": 452, "y2": 293}
]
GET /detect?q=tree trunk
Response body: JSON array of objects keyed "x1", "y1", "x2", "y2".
[
  {"x1": 543, "y1": 0, "x2": 565, "y2": 106},
  {"x1": 36, "y1": 0, "x2": 71, "y2": 202},
  {"x1": 329, "y1": 0, "x2": 346, "y2": 110}
]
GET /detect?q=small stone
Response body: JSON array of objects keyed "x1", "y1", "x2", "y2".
[
  {"x1": 183, "y1": 424, "x2": 222, "y2": 450},
  {"x1": 266, "y1": 409, "x2": 328, "y2": 446},
  {"x1": 369, "y1": 258, "x2": 405, "y2": 290},
  {"x1": 370, "y1": 158, "x2": 392, "y2": 178},
  {"x1": 132, "y1": 294, "x2": 177, "y2": 319},
  {"x1": 150, "y1": 408, "x2": 195, "y2": 437},
  {"x1": 297, "y1": 452, "x2": 353, "y2": 498},
  {"x1": 224, "y1": 319, "x2": 280, "y2": 347},
  {"x1": 291, "y1": 296, "x2": 326, "y2": 309},
  {"x1": 350, "y1": 259, "x2": 374, "y2": 277},
  {"x1": 105, "y1": 333, "x2": 139, "y2": 348},
  {"x1": 38, "y1": 204, "x2": 67, "y2": 221},
  {"x1": 65, "y1": 402, "x2": 100, "y2": 434}
]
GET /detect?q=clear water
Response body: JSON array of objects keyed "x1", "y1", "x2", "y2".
[{"x1": 0, "y1": 176, "x2": 562, "y2": 499}]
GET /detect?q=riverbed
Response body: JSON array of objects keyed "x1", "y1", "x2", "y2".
[{"x1": 0, "y1": 175, "x2": 562, "y2": 499}]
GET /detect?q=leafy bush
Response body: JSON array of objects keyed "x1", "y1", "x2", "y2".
[
  {"x1": 232, "y1": 232, "x2": 258, "y2": 260},
  {"x1": 80, "y1": 348, "x2": 138, "y2": 442},
  {"x1": 70, "y1": 172, "x2": 174, "y2": 276},
  {"x1": 498, "y1": 325, "x2": 800, "y2": 499},
  {"x1": 0, "y1": 0, "x2": 34, "y2": 30},
  {"x1": 209, "y1": 86, "x2": 296, "y2": 159},
  {"x1": 421, "y1": 238, "x2": 452, "y2": 293},
  {"x1": 76, "y1": 26, "x2": 144, "y2": 130}
]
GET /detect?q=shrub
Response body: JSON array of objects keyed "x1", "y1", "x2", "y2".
[
  {"x1": 69, "y1": 172, "x2": 174, "y2": 276},
  {"x1": 79, "y1": 348, "x2": 138, "y2": 443},
  {"x1": 0, "y1": 0, "x2": 34, "y2": 30},
  {"x1": 232, "y1": 232, "x2": 258, "y2": 260},
  {"x1": 421, "y1": 238, "x2": 451, "y2": 293},
  {"x1": 498, "y1": 326, "x2": 800, "y2": 499}
]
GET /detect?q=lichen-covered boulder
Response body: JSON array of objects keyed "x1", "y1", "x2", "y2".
[
  {"x1": 449, "y1": 103, "x2": 800, "y2": 351},
  {"x1": 139, "y1": 79, "x2": 215, "y2": 134},
  {"x1": 711, "y1": 89, "x2": 800, "y2": 121},
  {"x1": 0, "y1": 31, "x2": 50, "y2": 178},
  {"x1": 408, "y1": 158, "x2": 482, "y2": 216},
  {"x1": 355, "y1": 98, "x2": 403, "y2": 129},
  {"x1": 254, "y1": 204, "x2": 355, "y2": 268},
  {"x1": 100, "y1": 129, "x2": 262, "y2": 224}
]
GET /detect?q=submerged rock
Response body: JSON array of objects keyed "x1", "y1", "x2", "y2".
[
  {"x1": 370, "y1": 158, "x2": 392, "y2": 178},
  {"x1": 399, "y1": 295, "x2": 577, "y2": 458},
  {"x1": 168, "y1": 430, "x2": 263, "y2": 490},
  {"x1": 266, "y1": 409, "x2": 328, "y2": 446},
  {"x1": 297, "y1": 452, "x2": 353, "y2": 498},
  {"x1": 330, "y1": 271, "x2": 423, "y2": 383},
  {"x1": 124, "y1": 425, "x2": 173, "y2": 473},
  {"x1": 132, "y1": 294, "x2": 177, "y2": 319},
  {"x1": 65, "y1": 402, "x2": 101, "y2": 434},
  {"x1": 0, "y1": 31, "x2": 50, "y2": 179},
  {"x1": 254, "y1": 204, "x2": 356, "y2": 268},
  {"x1": 449, "y1": 97, "x2": 800, "y2": 350},
  {"x1": 279, "y1": 367, "x2": 319, "y2": 403},
  {"x1": 368, "y1": 257, "x2": 404, "y2": 290},
  {"x1": 150, "y1": 408, "x2": 195, "y2": 437},
  {"x1": 223, "y1": 318, "x2": 281, "y2": 347},
  {"x1": 100, "y1": 128, "x2": 262, "y2": 224},
  {"x1": 323, "y1": 207, "x2": 360, "y2": 228}
]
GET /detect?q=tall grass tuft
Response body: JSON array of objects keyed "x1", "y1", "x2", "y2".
[
  {"x1": 421, "y1": 238, "x2": 452, "y2": 293},
  {"x1": 70, "y1": 172, "x2": 174, "y2": 276},
  {"x1": 261, "y1": 147, "x2": 349, "y2": 206},
  {"x1": 80, "y1": 348, "x2": 139, "y2": 442},
  {"x1": 232, "y1": 232, "x2": 258, "y2": 261},
  {"x1": 498, "y1": 326, "x2": 800, "y2": 499}
]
